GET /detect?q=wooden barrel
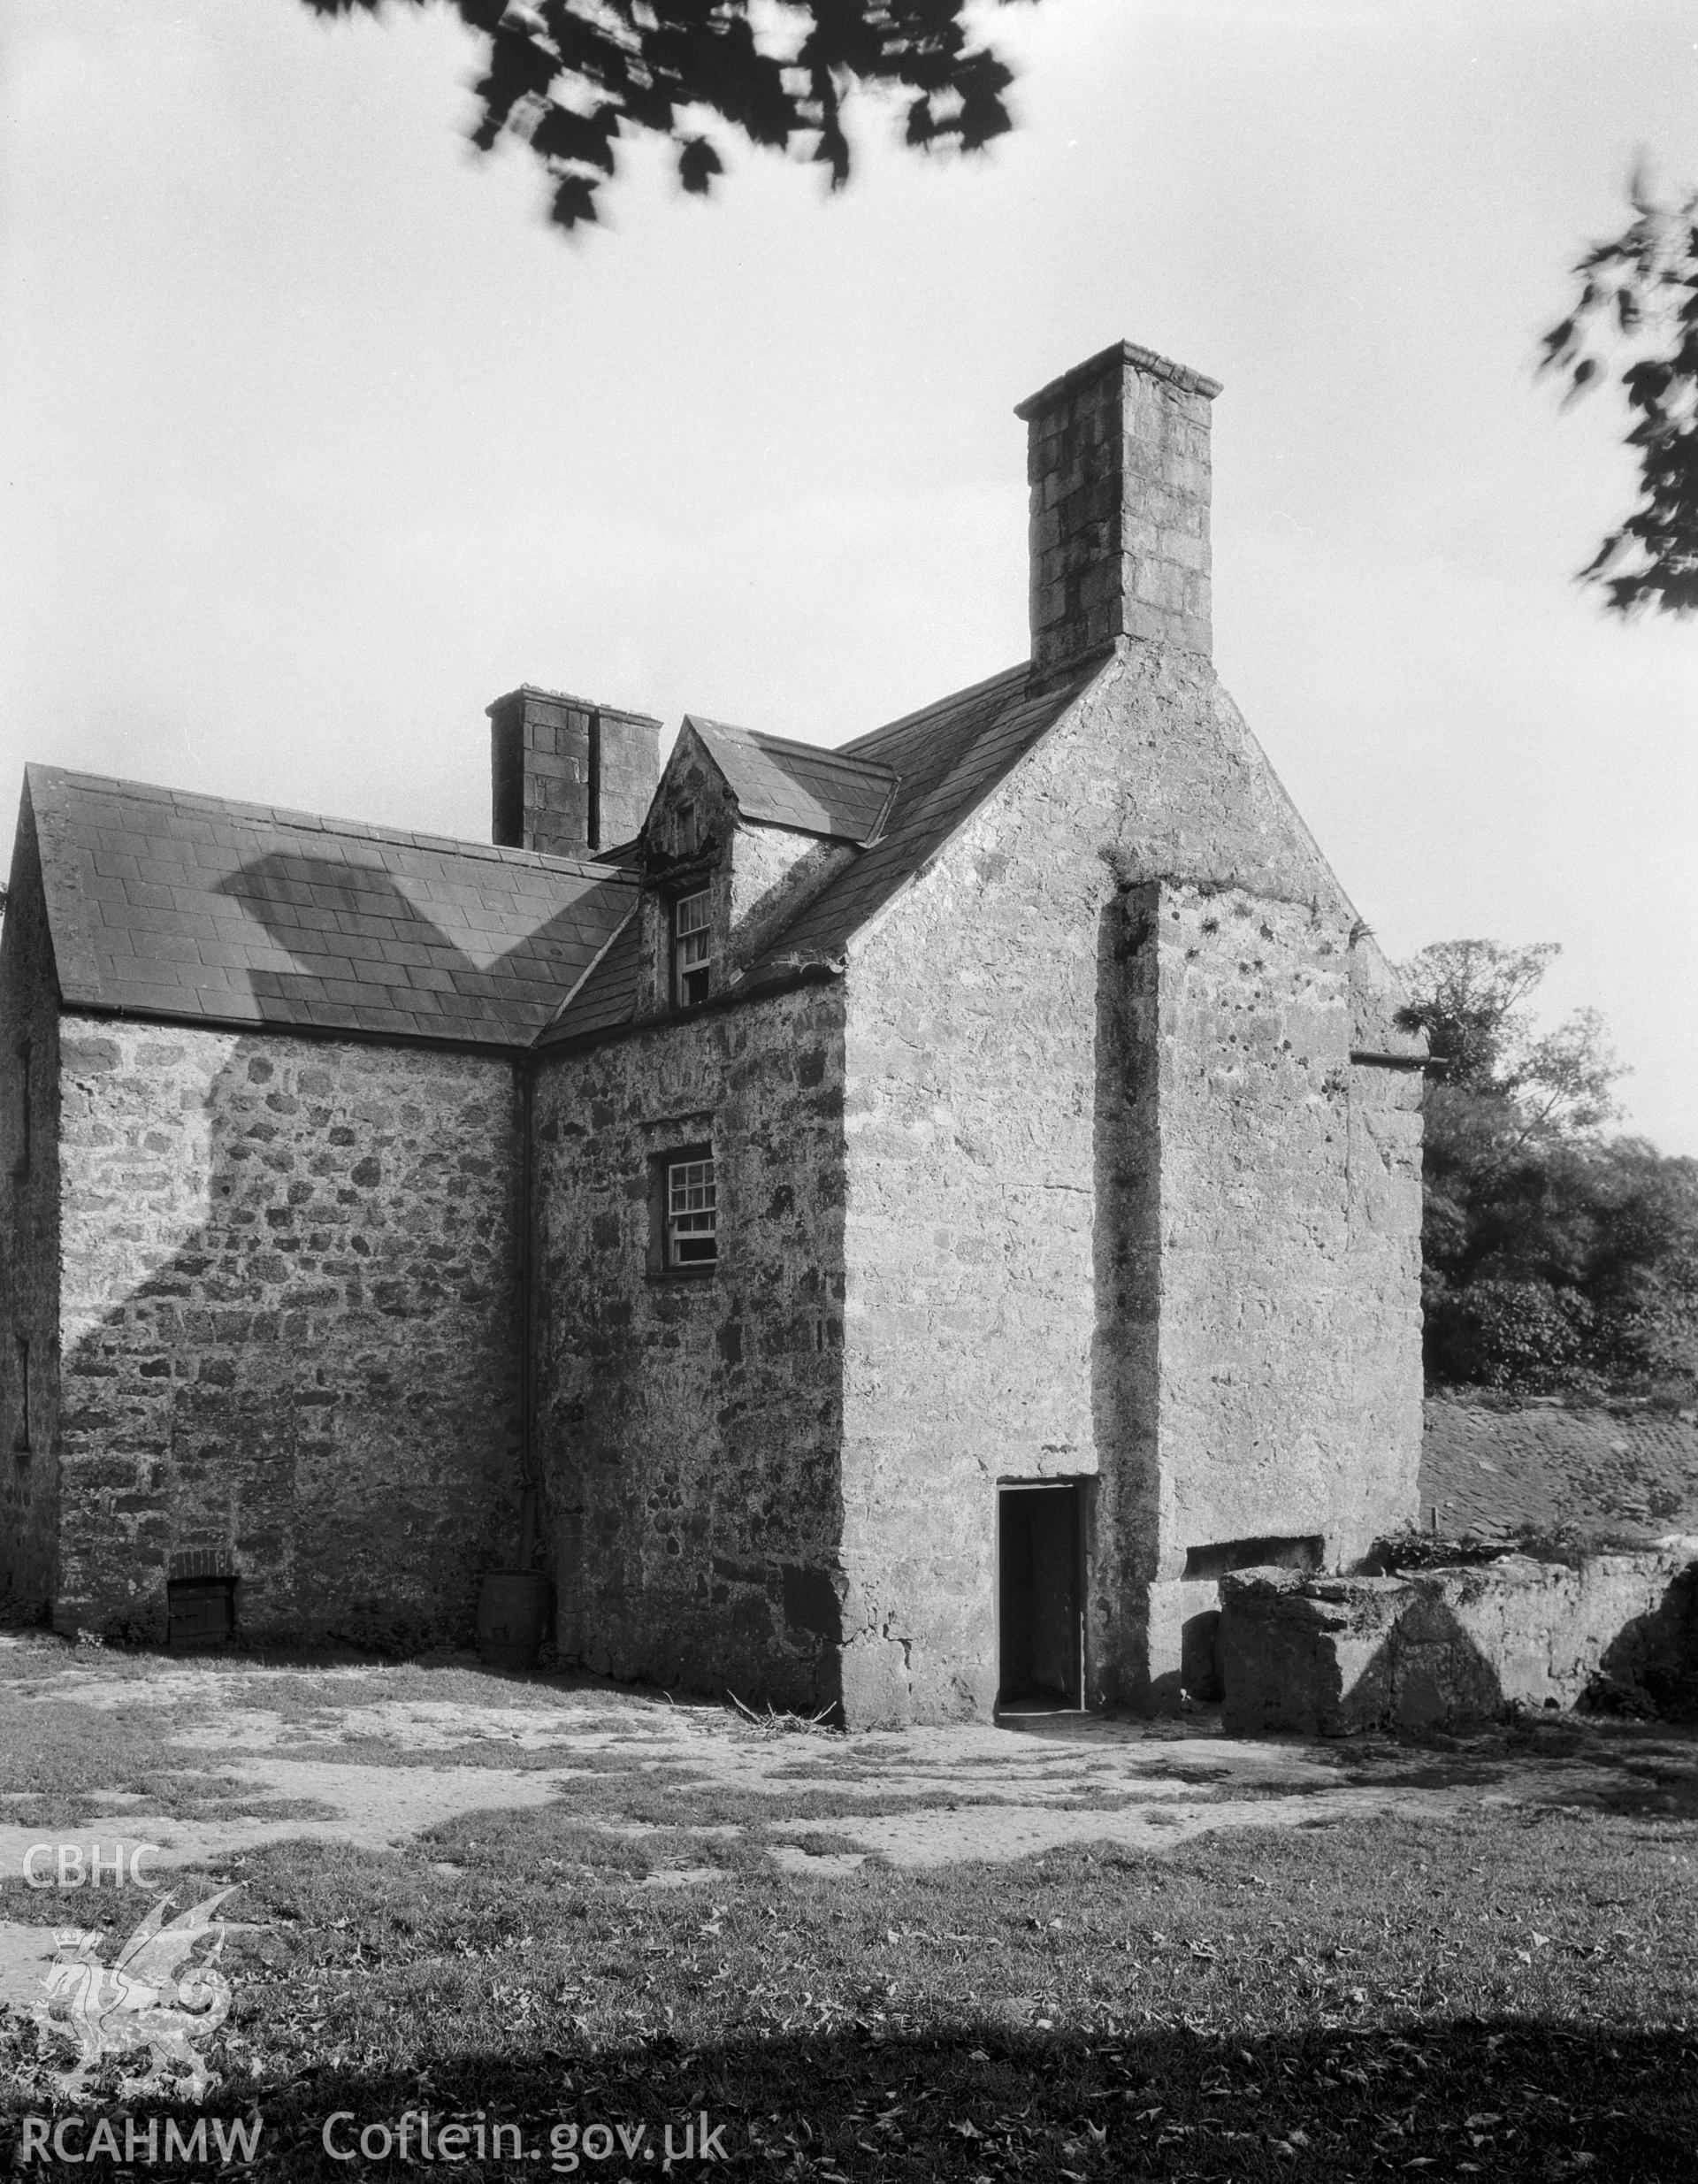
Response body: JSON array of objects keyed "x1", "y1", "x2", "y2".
[{"x1": 477, "y1": 1570, "x2": 553, "y2": 1671}]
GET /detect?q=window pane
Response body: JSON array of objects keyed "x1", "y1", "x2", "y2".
[
  {"x1": 675, "y1": 891, "x2": 712, "y2": 1006},
  {"x1": 667, "y1": 1158, "x2": 716, "y2": 1266}
]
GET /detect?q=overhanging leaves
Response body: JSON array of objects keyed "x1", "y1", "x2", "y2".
[
  {"x1": 302, "y1": 1, "x2": 1031, "y2": 230},
  {"x1": 1543, "y1": 174, "x2": 1698, "y2": 615}
]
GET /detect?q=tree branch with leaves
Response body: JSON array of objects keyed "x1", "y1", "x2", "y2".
[
  {"x1": 1543, "y1": 172, "x2": 1698, "y2": 614},
  {"x1": 303, "y1": 0, "x2": 1034, "y2": 229}
]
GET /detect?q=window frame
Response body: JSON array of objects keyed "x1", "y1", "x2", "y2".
[
  {"x1": 666, "y1": 1153, "x2": 717, "y2": 1269},
  {"x1": 647, "y1": 1143, "x2": 717, "y2": 1279},
  {"x1": 672, "y1": 887, "x2": 712, "y2": 1009}
]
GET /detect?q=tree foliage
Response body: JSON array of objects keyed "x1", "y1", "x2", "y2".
[
  {"x1": 1400, "y1": 939, "x2": 1624, "y2": 1140},
  {"x1": 1543, "y1": 173, "x2": 1698, "y2": 614},
  {"x1": 1401, "y1": 939, "x2": 1698, "y2": 1396},
  {"x1": 302, "y1": 0, "x2": 1033, "y2": 229}
]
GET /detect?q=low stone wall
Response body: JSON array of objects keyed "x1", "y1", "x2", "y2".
[{"x1": 1220, "y1": 1544, "x2": 1698, "y2": 1736}]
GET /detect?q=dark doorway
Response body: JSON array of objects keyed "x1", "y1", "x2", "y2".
[
  {"x1": 167, "y1": 1576, "x2": 236, "y2": 1651},
  {"x1": 997, "y1": 1482, "x2": 1083, "y2": 1710}
]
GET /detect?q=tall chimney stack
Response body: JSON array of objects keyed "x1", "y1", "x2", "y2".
[
  {"x1": 487, "y1": 686, "x2": 662, "y2": 860},
  {"x1": 1014, "y1": 341, "x2": 1221, "y2": 678}
]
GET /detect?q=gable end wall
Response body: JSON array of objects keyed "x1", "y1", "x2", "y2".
[{"x1": 840, "y1": 646, "x2": 1422, "y2": 1721}]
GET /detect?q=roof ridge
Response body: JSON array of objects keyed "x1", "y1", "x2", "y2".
[
  {"x1": 686, "y1": 717, "x2": 898, "y2": 781},
  {"x1": 26, "y1": 762, "x2": 634, "y2": 882}
]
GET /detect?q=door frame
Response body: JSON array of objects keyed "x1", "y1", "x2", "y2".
[{"x1": 994, "y1": 1476, "x2": 1087, "y2": 1712}]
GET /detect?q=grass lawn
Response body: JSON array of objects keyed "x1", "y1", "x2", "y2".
[{"x1": 4, "y1": 1688, "x2": 1697, "y2": 2182}]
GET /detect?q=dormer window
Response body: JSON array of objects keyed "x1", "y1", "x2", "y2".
[{"x1": 674, "y1": 890, "x2": 711, "y2": 1007}]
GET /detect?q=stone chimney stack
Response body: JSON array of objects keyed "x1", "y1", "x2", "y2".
[
  {"x1": 487, "y1": 686, "x2": 662, "y2": 860},
  {"x1": 1014, "y1": 340, "x2": 1221, "y2": 678}
]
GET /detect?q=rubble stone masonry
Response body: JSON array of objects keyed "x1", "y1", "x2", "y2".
[
  {"x1": 0, "y1": 791, "x2": 64, "y2": 1614},
  {"x1": 50, "y1": 1022, "x2": 522, "y2": 1643},
  {"x1": 1018, "y1": 342, "x2": 1219, "y2": 672},
  {"x1": 490, "y1": 686, "x2": 661, "y2": 859},
  {"x1": 532, "y1": 978, "x2": 848, "y2": 1708}
]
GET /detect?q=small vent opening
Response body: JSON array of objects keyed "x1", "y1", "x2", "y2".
[
  {"x1": 167, "y1": 1575, "x2": 236, "y2": 1651},
  {"x1": 1182, "y1": 1534, "x2": 1323, "y2": 1582}
]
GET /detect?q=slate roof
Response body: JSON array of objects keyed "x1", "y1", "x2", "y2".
[
  {"x1": 546, "y1": 909, "x2": 642, "y2": 1043},
  {"x1": 541, "y1": 660, "x2": 1098, "y2": 1047},
  {"x1": 744, "y1": 662, "x2": 1097, "y2": 977},
  {"x1": 686, "y1": 717, "x2": 898, "y2": 845},
  {"x1": 26, "y1": 764, "x2": 636, "y2": 1049},
  {"x1": 1419, "y1": 1395, "x2": 1698, "y2": 1542}
]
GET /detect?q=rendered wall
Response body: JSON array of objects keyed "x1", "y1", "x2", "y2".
[
  {"x1": 0, "y1": 793, "x2": 63, "y2": 1616},
  {"x1": 840, "y1": 642, "x2": 1423, "y2": 1721},
  {"x1": 532, "y1": 979, "x2": 847, "y2": 1708},
  {"x1": 729, "y1": 823, "x2": 856, "y2": 977},
  {"x1": 1143, "y1": 890, "x2": 1423, "y2": 1690},
  {"x1": 53, "y1": 1020, "x2": 522, "y2": 1644}
]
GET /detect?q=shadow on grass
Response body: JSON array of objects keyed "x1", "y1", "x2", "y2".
[
  {"x1": 3, "y1": 2019, "x2": 1693, "y2": 2180},
  {"x1": 1577, "y1": 1755, "x2": 1698, "y2": 1823},
  {"x1": 1327, "y1": 1720, "x2": 1698, "y2": 1820}
]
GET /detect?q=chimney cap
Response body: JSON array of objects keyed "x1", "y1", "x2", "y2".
[
  {"x1": 1013, "y1": 339, "x2": 1222, "y2": 421},
  {"x1": 485, "y1": 684, "x2": 662, "y2": 727}
]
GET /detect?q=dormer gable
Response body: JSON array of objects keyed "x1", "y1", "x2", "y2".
[{"x1": 631, "y1": 717, "x2": 898, "y2": 1018}]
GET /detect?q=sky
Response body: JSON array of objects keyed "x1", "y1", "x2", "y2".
[{"x1": 3, "y1": 0, "x2": 1695, "y2": 1152}]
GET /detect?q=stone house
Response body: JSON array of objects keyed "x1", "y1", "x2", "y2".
[{"x1": 0, "y1": 341, "x2": 1426, "y2": 1722}]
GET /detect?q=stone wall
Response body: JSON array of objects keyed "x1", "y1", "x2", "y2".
[
  {"x1": 532, "y1": 979, "x2": 847, "y2": 1708},
  {"x1": 728, "y1": 824, "x2": 856, "y2": 980},
  {"x1": 1017, "y1": 343, "x2": 1219, "y2": 672},
  {"x1": 633, "y1": 730, "x2": 740, "y2": 1018},
  {"x1": 53, "y1": 1019, "x2": 522, "y2": 1644},
  {"x1": 1146, "y1": 890, "x2": 1424, "y2": 1682},
  {"x1": 489, "y1": 686, "x2": 661, "y2": 860},
  {"x1": 838, "y1": 786, "x2": 1116, "y2": 1724},
  {"x1": 1220, "y1": 1546, "x2": 1698, "y2": 1735},
  {"x1": 0, "y1": 789, "x2": 63, "y2": 1616},
  {"x1": 838, "y1": 641, "x2": 1422, "y2": 1721}
]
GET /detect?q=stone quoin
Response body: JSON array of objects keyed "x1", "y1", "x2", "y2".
[{"x1": 0, "y1": 341, "x2": 1426, "y2": 1721}]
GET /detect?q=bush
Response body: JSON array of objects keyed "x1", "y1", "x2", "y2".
[{"x1": 1424, "y1": 1277, "x2": 1595, "y2": 1392}]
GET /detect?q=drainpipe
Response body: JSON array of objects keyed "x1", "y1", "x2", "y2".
[{"x1": 516, "y1": 1059, "x2": 538, "y2": 1569}]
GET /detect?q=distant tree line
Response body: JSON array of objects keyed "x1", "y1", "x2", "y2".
[{"x1": 1400, "y1": 939, "x2": 1698, "y2": 1399}]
